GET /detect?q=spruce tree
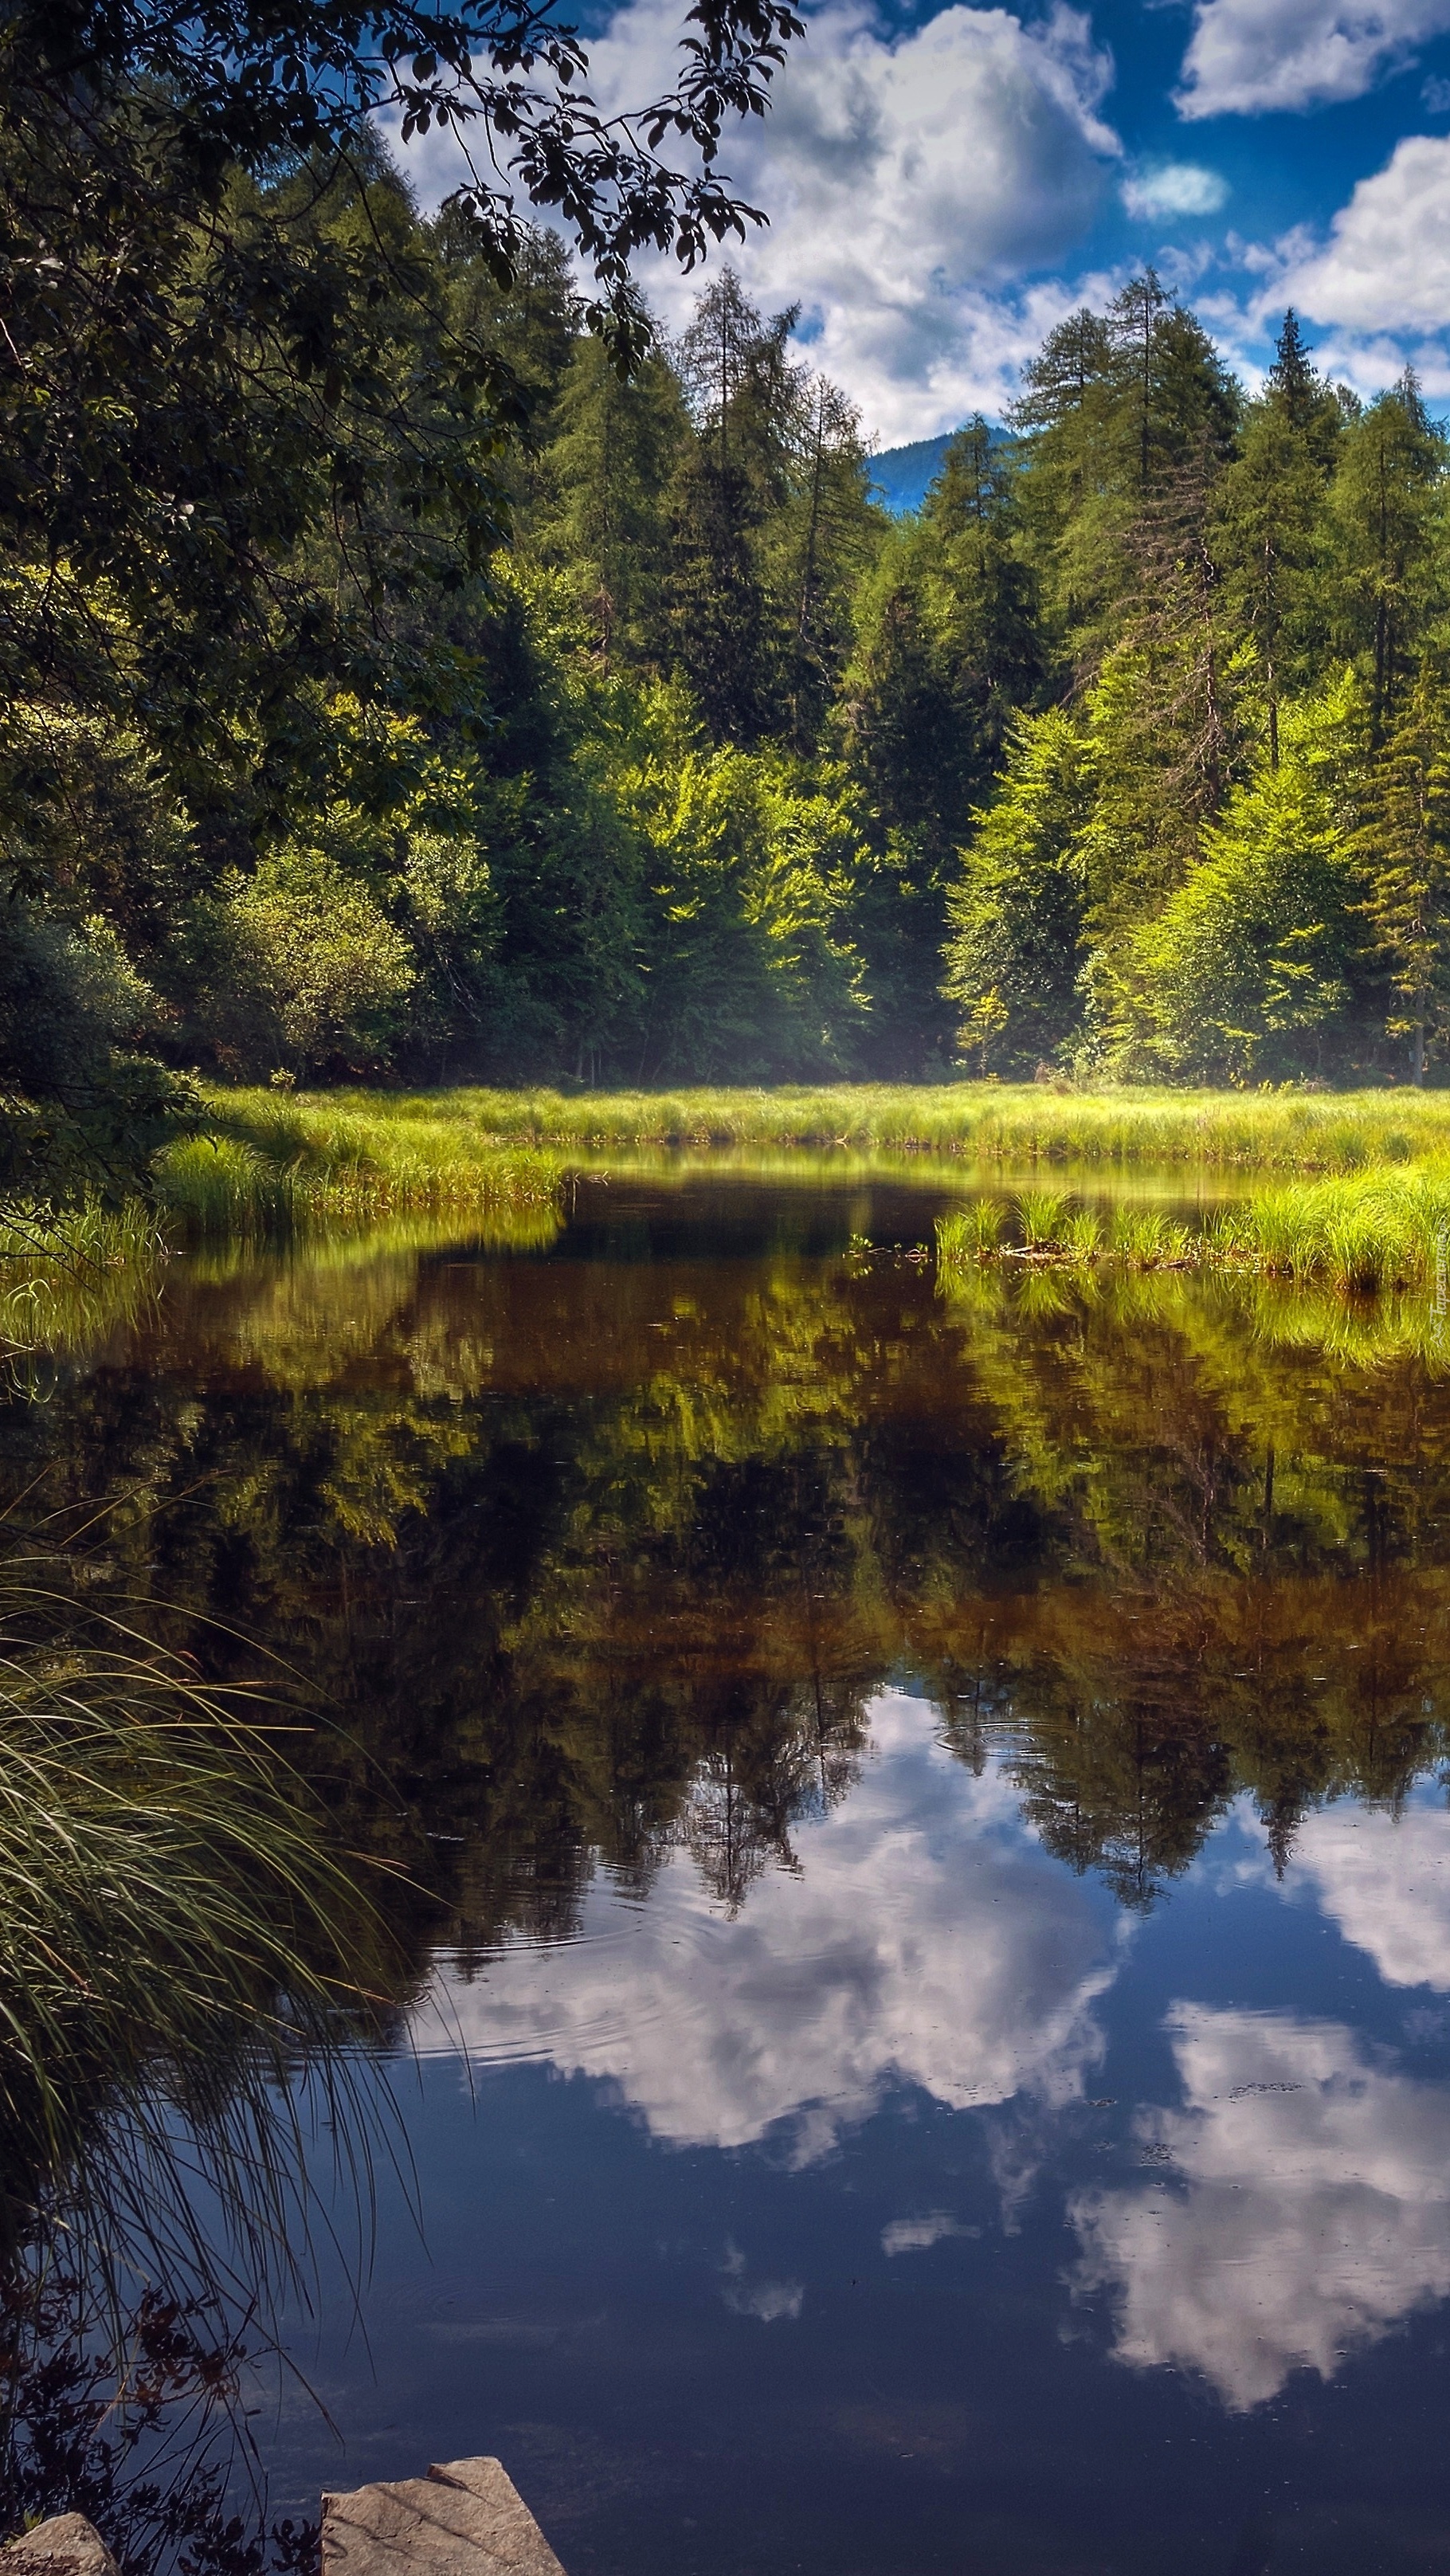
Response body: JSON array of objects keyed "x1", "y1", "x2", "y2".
[
  {"x1": 1010, "y1": 309, "x2": 1115, "y2": 644},
  {"x1": 1216, "y1": 313, "x2": 1340, "y2": 768},
  {"x1": 921, "y1": 419, "x2": 1042, "y2": 780},
  {"x1": 667, "y1": 272, "x2": 800, "y2": 741},
  {"x1": 540, "y1": 335, "x2": 688, "y2": 666},
  {"x1": 781, "y1": 377, "x2": 880, "y2": 751},
  {"x1": 1332, "y1": 374, "x2": 1446, "y2": 742},
  {"x1": 667, "y1": 441, "x2": 776, "y2": 743},
  {"x1": 941, "y1": 708, "x2": 1089, "y2": 1073},
  {"x1": 1012, "y1": 275, "x2": 1238, "y2": 666},
  {"x1": 838, "y1": 551, "x2": 968, "y2": 852},
  {"x1": 1104, "y1": 272, "x2": 1239, "y2": 496},
  {"x1": 1353, "y1": 661, "x2": 1450, "y2": 1080}
]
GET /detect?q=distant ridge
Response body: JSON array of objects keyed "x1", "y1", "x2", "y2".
[
  {"x1": 867, "y1": 423, "x2": 1010, "y2": 516},
  {"x1": 867, "y1": 432, "x2": 959, "y2": 516}
]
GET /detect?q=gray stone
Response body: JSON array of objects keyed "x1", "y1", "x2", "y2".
[
  {"x1": 322, "y1": 2457, "x2": 564, "y2": 2576},
  {"x1": 1, "y1": 2516, "x2": 118, "y2": 2576}
]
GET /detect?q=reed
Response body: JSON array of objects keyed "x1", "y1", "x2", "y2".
[
  {"x1": 349, "y1": 1080, "x2": 1450, "y2": 1172},
  {"x1": 156, "y1": 1093, "x2": 563, "y2": 1243},
  {"x1": 0, "y1": 1567, "x2": 401, "y2": 2323},
  {"x1": 0, "y1": 1202, "x2": 164, "y2": 1372}
]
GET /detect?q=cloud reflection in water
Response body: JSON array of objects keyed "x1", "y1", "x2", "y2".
[
  {"x1": 1287, "y1": 1798, "x2": 1450, "y2": 1992},
  {"x1": 413, "y1": 1699, "x2": 1450, "y2": 2420},
  {"x1": 1072, "y1": 2006, "x2": 1450, "y2": 2409},
  {"x1": 413, "y1": 1692, "x2": 1118, "y2": 2159}
]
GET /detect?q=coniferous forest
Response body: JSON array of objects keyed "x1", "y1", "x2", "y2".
[{"x1": 9, "y1": 0, "x2": 1450, "y2": 1184}]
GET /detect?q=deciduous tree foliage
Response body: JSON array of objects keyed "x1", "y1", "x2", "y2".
[{"x1": 12, "y1": 180, "x2": 1450, "y2": 1148}]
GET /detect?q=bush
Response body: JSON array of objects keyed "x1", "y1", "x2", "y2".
[{"x1": 228, "y1": 848, "x2": 418, "y2": 1076}]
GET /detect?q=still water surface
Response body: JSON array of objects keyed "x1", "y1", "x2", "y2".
[{"x1": 10, "y1": 1171, "x2": 1450, "y2": 2573}]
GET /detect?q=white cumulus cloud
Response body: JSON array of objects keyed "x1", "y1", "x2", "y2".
[
  {"x1": 411, "y1": 1692, "x2": 1118, "y2": 2160},
  {"x1": 1072, "y1": 2005, "x2": 1450, "y2": 2410},
  {"x1": 1176, "y1": 0, "x2": 1450, "y2": 119},
  {"x1": 1271, "y1": 134, "x2": 1450, "y2": 332},
  {"x1": 390, "y1": 0, "x2": 1123, "y2": 441},
  {"x1": 1122, "y1": 162, "x2": 1229, "y2": 218}
]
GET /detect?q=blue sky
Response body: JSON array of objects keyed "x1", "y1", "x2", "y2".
[{"x1": 398, "y1": 0, "x2": 1450, "y2": 444}]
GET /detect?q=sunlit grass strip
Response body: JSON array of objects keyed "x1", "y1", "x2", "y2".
[
  {"x1": 342, "y1": 1081, "x2": 1450, "y2": 1173},
  {"x1": 158, "y1": 1092, "x2": 565, "y2": 1242},
  {"x1": 937, "y1": 1166, "x2": 1450, "y2": 1293}
]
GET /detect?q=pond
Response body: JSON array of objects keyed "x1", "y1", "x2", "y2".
[{"x1": 7, "y1": 1169, "x2": 1450, "y2": 2574}]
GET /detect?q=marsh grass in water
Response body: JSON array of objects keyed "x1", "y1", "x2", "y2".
[
  {"x1": 0, "y1": 1564, "x2": 406, "y2": 2333},
  {"x1": 936, "y1": 1163, "x2": 1450, "y2": 1299},
  {"x1": 157, "y1": 1095, "x2": 562, "y2": 1243},
  {"x1": 360, "y1": 1080, "x2": 1450, "y2": 1172},
  {"x1": 0, "y1": 1204, "x2": 163, "y2": 1374}
]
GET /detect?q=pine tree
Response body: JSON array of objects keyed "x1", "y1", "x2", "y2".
[
  {"x1": 1332, "y1": 374, "x2": 1446, "y2": 743},
  {"x1": 1216, "y1": 312, "x2": 1340, "y2": 768},
  {"x1": 1353, "y1": 662, "x2": 1450, "y2": 1080},
  {"x1": 539, "y1": 335, "x2": 688, "y2": 666}
]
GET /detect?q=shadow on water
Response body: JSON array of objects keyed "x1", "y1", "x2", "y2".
[{"x1": 7, "y1": 1167, "x2": 1450, "y2": 2570}]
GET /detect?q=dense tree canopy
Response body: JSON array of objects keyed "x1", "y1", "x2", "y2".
[{"x1": 10, "y1": 105, "x2": 1450, "y2": 1175}]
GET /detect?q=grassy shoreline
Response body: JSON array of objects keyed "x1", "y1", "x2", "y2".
[
  {"x1": 13, "y1": 1087, "x2": 1450, "y2": 1355},
  {"x1": 937, "y1": 1166, "x2": 1450, "y2": 1293},
  {"x1": 155, "y1": 1092, "x2": 563, "y2": 1241},
  {"x1": 166, "y1": 1084, "x2": 1450, "y2": 1307},
  {"x1": 332, "y1": 1080, "x2": 1450, "y2": 1172}
]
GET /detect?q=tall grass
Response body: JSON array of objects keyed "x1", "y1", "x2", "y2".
[
  {"x1": 935, "y1": 1163, "x2": 1450, "y2": 1296},
  {"x1": 350, "y1": 1080, "x2": 1450, "y2": 1173},
  {"x1": 157, "y1": 1093, "x2": 563, "y2": 1244},
  {"x1": 0, "y1": 1568, "x2": 402, "y2": 2329},
  {"x1": 0, "y1": 1203, "x2": 163, "y2": 1370}
]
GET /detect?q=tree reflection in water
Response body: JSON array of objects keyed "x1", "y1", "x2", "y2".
[
  {"x1": 4, "y1": 1173, "x2": 1450, "y2": 2551},
  {"x1": 0, "y1": 1175, "x2": 1434, "y2": 1940},
  {"x1": 0, "y1": 2276, "x2": 319, "y2": 2576}
]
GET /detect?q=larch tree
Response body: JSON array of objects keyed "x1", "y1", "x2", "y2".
[
  {"x1": 1353, "y1": 662, "x2": 1450, "y2": 1080},
  {"x1": 1216, "y1": 312, "x2": 1342, "y2": 770}
]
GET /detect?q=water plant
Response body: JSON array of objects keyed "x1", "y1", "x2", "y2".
[
  {"x1": 1017, "y1": 1189, "x2": 1068, "y2": 1249},
  {"x1": 156, "y1": 1096, "x2": 564, "y2": 1244},
  {"x1": 1063, "y1": 1206, "x2": 1104, "y2": 1260},
  {"x1": 936, "y1": 1202, "x2": 1005, "y2": 1269},
  {"x1": 0, "y1": 1565, "x2": 402, "y2": 2329}
]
